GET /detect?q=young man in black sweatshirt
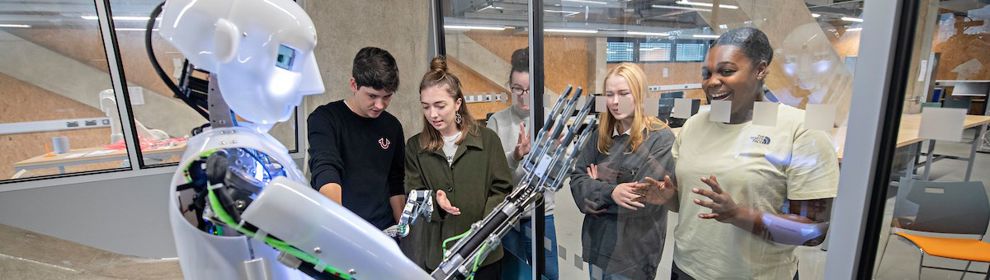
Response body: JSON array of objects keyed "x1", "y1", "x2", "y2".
[{"x1": 307, "y1": 47, "x2": 406, "y2": 230}]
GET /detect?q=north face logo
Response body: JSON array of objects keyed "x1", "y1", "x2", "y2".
[
  {"x1": 378, "y1": 138, "x2": 391, "y2": 150},
  {"x1": 750, "y1": 135, "x2": 771, "y2": 145}
]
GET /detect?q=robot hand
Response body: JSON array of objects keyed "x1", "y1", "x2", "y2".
[{"x1": 384, "y1": 190, "x2": 434, "y2": 238}]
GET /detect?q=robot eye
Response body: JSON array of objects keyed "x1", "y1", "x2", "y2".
[{"x1": 275, "y1": 44, "x2": 296, "y2": 70}]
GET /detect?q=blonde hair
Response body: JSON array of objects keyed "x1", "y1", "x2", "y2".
[
  {"x1": 597, "y1": 63, "x2": 666, "y2": 154},
  {"x1": 418, "y1": 56, "x2": 479, "y2": 151}
]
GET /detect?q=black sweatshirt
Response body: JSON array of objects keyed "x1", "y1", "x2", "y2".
[{"x1": 307, "y1": 100, "x2": 405, "y2": 230}]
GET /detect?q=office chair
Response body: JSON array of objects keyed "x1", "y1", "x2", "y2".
[{"x1": 875, "y1": 178, "x2": 990, "y2": 280}]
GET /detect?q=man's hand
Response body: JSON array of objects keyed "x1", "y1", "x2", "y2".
[
  {"x1": 319, "y1": 183, "x2": 342, "y2": 204},
  {"x1": 390, "y1": 195, "x2": 406, "y2": 223},
  {"x1": 513, "y1": 122, "x2": 531, "y2": 161},
  {"x1": 436, "y1": 190, "x2": 461, "y2": 215}
]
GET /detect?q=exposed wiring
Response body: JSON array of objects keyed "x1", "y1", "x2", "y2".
[
  {"x1": 187, "y1": 149, "x2": 347, "y2": 279},
  {"x1": 239, "y1": 148, "x2": 273, "y2": 180},
  {"x1": 207, "y1": 189, "x2": 351, "y2": 279},
  {"x1": 440, "y1": 229, "x2": 485, "y2": 279},
  {"x1": 441, "y1": 230, "x2": 471, "y2": 257},
  {"x1": 465, "y1": 243, "x2": 487, "y2": 280}
]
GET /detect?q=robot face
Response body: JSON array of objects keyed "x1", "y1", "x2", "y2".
[{"x1": 159, "y1": 0, "x2": 325, "y2": 130}]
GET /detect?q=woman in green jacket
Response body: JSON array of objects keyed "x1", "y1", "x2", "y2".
[{"x1": 401, "y1": 56, "x2": 513, "y2": 279}]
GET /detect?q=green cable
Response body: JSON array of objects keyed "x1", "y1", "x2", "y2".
[
  {"x1": 441, "y1": 230, "x2": 472, "y2": 256},
  {"x1": 207, "y1": 190, "x2": 352, "y2": 279},
  {"x1": 440, "y1": 229, "x2": 488, "y2": 280},
  {"x1": 465, "y1": 243, "x2": 488, "y2": 280}
]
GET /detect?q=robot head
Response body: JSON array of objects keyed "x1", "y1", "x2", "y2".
[{"x1": 158, "y1": 0, "x2": 324, "y2": 130}]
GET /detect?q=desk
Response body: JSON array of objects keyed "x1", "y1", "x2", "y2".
[
  {"x1": 671, "y1": 114, "x2": 990, "y2": 181},
  {"x1": 825, "y1": 114, "x2": 989, "y2": 181},
  {"x1": 12, "y1": 142, "x2": 186, "y2": 178}
]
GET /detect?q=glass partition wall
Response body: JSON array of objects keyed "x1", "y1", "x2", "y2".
[
  {"x1": 437, "y1": 1, "x2": 927, "y2": 279},
  {"x1": 869, "y1": 0, "x2": 990, "y2": 279},
  {"x1": 0, "y1": 0, "x2": 132, "y2": 182}
]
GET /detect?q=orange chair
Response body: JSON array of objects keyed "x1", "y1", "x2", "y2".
[{"x1": 876, "y1": 178, "x2": 990, "y2": 280}]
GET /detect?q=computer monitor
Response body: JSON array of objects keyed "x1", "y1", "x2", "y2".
[{"x1": 658, "y1": 91, "x2": 685, "y2": 127}]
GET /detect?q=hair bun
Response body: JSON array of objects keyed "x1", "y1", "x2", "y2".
[
  {"x1": 430, "y1": 56, "x2": 448, "y2": 73},
  {"x1": 510, "y1": 48, "x2": 529, "y2": 73}
]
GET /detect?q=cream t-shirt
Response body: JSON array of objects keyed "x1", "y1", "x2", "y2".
[{"x1": 671, "y1": 105, "x2": 839, "y2": 280}]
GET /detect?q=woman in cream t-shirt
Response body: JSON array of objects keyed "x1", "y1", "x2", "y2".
[{"x1": 668, "y1": 27, "x2": 840, "y2": 280}]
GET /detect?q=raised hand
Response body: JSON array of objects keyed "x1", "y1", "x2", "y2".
[
  {"x1": 436, "y1": 190, "x2": 461, "y2": 215},
  {"x1": 513, "y1": 122, "x2": 531, "y2": 161},
  {"x1": 692, "y1": 175, "x2": 739, "y2": 222}
]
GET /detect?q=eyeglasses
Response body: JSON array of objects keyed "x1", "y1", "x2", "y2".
[{"x1": 510, "y1": 86, "x2": 530, "y2": 96}]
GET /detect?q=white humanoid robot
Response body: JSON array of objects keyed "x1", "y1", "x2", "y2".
[{"x1": 158, "y1": 0, "x2": 428, "y2": 279}]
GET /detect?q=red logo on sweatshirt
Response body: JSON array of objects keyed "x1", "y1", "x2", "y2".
[{"x1": 379, "y1": 138, "x2": 391, "y2": 150}]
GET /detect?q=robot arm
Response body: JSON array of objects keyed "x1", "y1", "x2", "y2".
[{"x1": 432, "y1": 87, "x2": 599, "y2": 280}]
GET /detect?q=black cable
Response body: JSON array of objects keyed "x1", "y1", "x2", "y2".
[{"x1": 145, "y1": 1, "x2": 209, "y2": 119}]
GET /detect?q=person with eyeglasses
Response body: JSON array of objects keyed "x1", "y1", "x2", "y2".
[{"x1": 486, "y1": 48, "x2": 560, "y2": 280}]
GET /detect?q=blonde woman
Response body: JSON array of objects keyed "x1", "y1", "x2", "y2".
[
  {"x1": 569, "y1": 62, "x2": 676, "y2": 280},
  {"x1": 401, "y1": 56, "x2": 513, "y2": 279}
]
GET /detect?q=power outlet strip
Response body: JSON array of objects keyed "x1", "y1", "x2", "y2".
[{"x1": 465, "y1": 93, "x2": 508, "y2": 103}]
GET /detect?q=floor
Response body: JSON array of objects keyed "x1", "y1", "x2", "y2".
[{"x1": 0, "y1": 223, "x2": 181, "y2": 279}]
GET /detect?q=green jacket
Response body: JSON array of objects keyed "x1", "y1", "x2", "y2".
[{"x1": 401, "y1": 126, "x2": 513, "y2": 270}]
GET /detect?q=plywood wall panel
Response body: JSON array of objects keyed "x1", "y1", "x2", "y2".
[
  {"x1": 462, "y1": 32, "x2": 592, "y2": 93},
  {"x1": 7, "y1": 28, "x2": 180, "y2": 99},
  {"x1": 447, "y1": 57, "x2": 511, "y2": 120},
  {"x1": 932, "y1": 17, "x2": 990, "y2": 81}
]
